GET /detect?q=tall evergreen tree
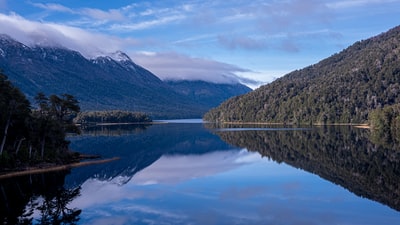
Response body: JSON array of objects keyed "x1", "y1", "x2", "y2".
[
  {"x1": 0, "y1": 73, "x2": 31, "y2": 155},
  {"x1": 32, "y1": 93, "x2": 80, "y2": 159},
  {"x1": 1, "y1": 72, "x2": 80, "y2": 167}
]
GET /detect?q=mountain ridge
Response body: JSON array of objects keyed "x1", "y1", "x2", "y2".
[
  {"x1": 0, "y1": 35, "x2": 251, "y2": 119},
  {"x1": 204, "y1": 25, "x2": 400, "y2": 124}
]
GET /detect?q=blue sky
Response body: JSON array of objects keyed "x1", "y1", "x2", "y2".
[{"x1": 0, "y1": 0, "x2": 399, "y2": 88}]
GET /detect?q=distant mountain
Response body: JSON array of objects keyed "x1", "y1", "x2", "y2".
[
  {"x1": 166, "y1": 80, "x2": 251, "y2": 108},
  {"x1": 204, "y1": 25, "x2": 400, "y2": 124},
  {"x1": 0, "y1": 34, "x2": 250, "y2": 119}
]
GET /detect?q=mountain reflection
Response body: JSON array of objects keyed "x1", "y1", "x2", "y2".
[
  {"x1": 212, "y1": 125, "x2": 400, "y2": 211},
  {"x1": 66, "y1": 123, "x2": 236, "y2": 187}
]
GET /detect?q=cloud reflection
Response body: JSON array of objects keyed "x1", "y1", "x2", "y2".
[
  {"x1": 69, "y1": 149, "x2": 262, "y2": 208},
  {"x1": 69, "y1": 178, "x2": 143, "y2": 209},
  {"x1": 69, "y1": 148, "x2": 400, "y2": 225},
  {"x1": 132, "y1": 149, "x2": 259, "y2": 185}
]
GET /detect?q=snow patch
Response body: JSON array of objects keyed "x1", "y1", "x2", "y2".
[
  {"x1": 90, "y1": 50, "x2": 139, "y2": 72},
  {"x1": 91, "y1": 50, "x2": 132, "y2": 62},
  {"x1": 109, "y1": 50, "x2": 131, "y2": 62}
]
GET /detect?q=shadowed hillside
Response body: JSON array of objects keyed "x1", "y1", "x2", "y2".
[{"x1": 0, "y1": 34, "x2": 250, "y2": 119}]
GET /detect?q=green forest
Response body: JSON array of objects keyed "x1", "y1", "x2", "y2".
[
  {"x1": 368, "y1": 104, "x2": 400, "y2": 145},
  {"x1": 204, "y1": 26, "x2": 400, "y2": 126},
  {"x1": 0, "y1": 73, "x2": 80, "y2": 170},
  {"x1": 74, "y1": 110, "x2": 152, "y2": 124}
]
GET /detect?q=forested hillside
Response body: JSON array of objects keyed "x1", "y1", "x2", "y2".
[{"x1": 204, "y1": 26, "x2": 400, "y2": 124}]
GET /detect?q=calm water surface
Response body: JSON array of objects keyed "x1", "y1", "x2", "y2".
[{"x1": 1, "y1": 121, "x2": 400, "y2": 224}]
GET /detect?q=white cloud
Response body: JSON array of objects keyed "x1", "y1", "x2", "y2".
[
  {"x1": 0, "y1": 13, "x2": 256, "y2": 85},
  {"x1": 109, "y1": 14, "x2": 185, "y2": 31},
  {"x1": 131, "y1": 51, "x2": 259, "y2": 85},
  {"x1": 81, "y1": 8, "x2": 125, "y2": 21},
  {"x1": 240, "y1": 70, "x2": 288, "y2": 88},
  {"x1": 31, "y1": 2, "x2": 125, "y2": 22},
  {"x1": 326, "y1": 0, "x2": 399, "y2": 9},
  {"x1": 0, "y1": 13, "x2": 139, "y2": 57},
  {"x1": 43, "y1": 3, "x2": 190, "y2": 32},
  {"x1": 31, "y1": 3, "x2": 74, "y2": 13},
  {"x1": 173, "y1": 34, "x2": 214, "y2": 46}
]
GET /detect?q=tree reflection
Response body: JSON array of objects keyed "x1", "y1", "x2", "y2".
[
  {"x1": 78, "y1": 124, "x2": 151, "y2": 137},
  {"x1": 211, "y1": 125, "x2": 400, "y2": 211},
  {"x1": 37, "y1": 187, "x2": 81, "y2": 225},
  {"x1": 0, "y1": 171, "x2": 81, "y2": 224}
]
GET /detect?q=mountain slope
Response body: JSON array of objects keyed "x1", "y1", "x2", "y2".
[
  {"x1": 166, "y1": 80, "x2": 251, "y2": 108},
  {"x1": 204, "y1": 25, "x2": 400, "y2": 124},
  {"x1": 0, "y1": 34, "x2": 250, "y2": 119}
]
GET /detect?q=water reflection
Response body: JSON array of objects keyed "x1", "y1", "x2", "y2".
[
  {"x1": 212, "y1": 125, "x2": 400, "y2": 212},
  {"x1": 131, "y1": 150, "x2": 252, "y2": 185},
  {"x1": 69, "y1": 146, "x2": 400, "y2": 225},
  {"x1": 78, "y1": 123, "x2": 150, "y2": 136},
  {"x1": 0, "y1": 171, "x2": 81, "y2": 224},
  {"x1": 2, "y1": 123, "x2": 400, "y2": 224},
  {"x1": 66, "y1": 122, "x2": 236, "y2": 187}
]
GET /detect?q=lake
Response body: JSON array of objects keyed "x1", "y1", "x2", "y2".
[{"x1": 1, "y1": 120, "x2": 400, "y2": 225}]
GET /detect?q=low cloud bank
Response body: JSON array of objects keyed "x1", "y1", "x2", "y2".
[
  {"x1": 0, "y1": 13, "x2": 131, "y2": 57},
  {"x1": 131, "y1": 51, "x2": 260, "y2": 85},
  {"x1": 0, "y1": 13, "x2": 257, "y2": 85}
]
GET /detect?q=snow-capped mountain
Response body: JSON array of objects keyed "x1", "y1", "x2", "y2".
[{"x1": 0, "y1": 34, "x2": 251, "y2": 118}]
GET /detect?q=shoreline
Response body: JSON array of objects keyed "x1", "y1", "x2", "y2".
[
  {"x1": 77, "y1": 121, "x2": 156, "y2": 126},
  {"x1": 217, "y1": 121, "x2": 371, "y2": 128},
  {"x1": 353, "y1": 124, "x2": 371, "y2": 129},
  {"x1": 0, "y1": 157, "x2": 120, "y2": 180}
]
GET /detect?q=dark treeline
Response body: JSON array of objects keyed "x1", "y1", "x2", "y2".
[
  {"x1": 74, "y1": 110, "x2": 152, "y2": 124},
  {"x1": 0, "y1": 73, "x2": 80, "y2": 170},
  {"x1": 212, "y1": 126, "x2": 400, "y2": 211}
]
